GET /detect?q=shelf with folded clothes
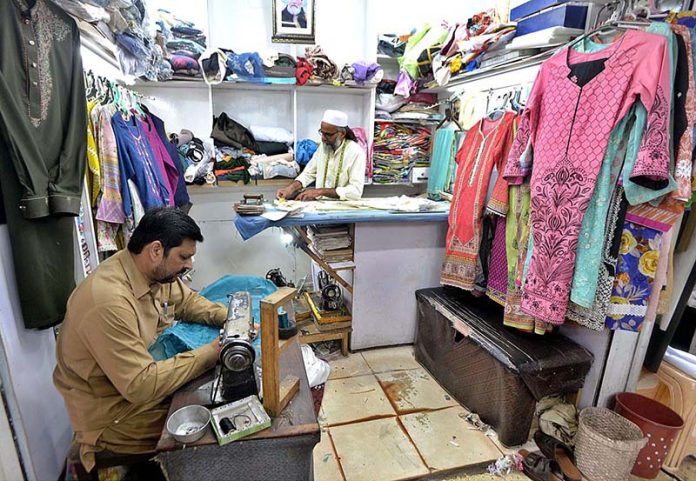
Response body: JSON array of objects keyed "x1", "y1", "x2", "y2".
[
  {"x1": 374, "y1": 118, "x2": 441, "y2": 125},
  {"x1": 131, "y1": 79, "x2": 375, "y2": 94},
  {"x1": 423, "y1": 48, "x2": 555, "y2": 93},
  {"x1": 187, "y1": 178, "x2": 294, "y2": 193}
]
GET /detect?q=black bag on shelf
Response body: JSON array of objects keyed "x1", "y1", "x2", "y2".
[{"x1": 211, "y1": 112, "x2": 259, "y2": 151}]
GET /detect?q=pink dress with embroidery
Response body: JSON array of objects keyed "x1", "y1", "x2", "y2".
[{"x1": 504, "y1": 30, "x2": 672, "y2": 324}]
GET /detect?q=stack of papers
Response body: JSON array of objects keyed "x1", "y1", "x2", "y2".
[{"x1": 308, "y1": 224, "x2": 353, "y2": 263}]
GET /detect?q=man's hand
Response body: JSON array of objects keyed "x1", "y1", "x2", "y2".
[
  {"x1": 296, "y1": 189, "x2": 323, "y2": 201},
  {"x1": 210, "y1": 338, "x2": 221, "y2": 354},
  {"x1": 276, "y1": 187, "x2": 293, "y2": 200}
]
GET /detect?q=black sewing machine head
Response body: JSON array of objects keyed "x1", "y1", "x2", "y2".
[{"x1": 211, "y1": 292, "x2": 259, "y2": 405}]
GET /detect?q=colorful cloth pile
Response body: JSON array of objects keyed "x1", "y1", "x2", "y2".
[{"x1": 372, "y1": 123, "x2": 431, "y2": 184}]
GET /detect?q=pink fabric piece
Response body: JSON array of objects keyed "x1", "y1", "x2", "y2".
[
  {"x1": 487, "y1": 216, "x2": 508, "y2": 304},
  {"x1": 141, "y1": 115, "x2": 179, "y2": 206},
  {"x1": 504, "y1": 30, "x2": 672, "y2": 324}
]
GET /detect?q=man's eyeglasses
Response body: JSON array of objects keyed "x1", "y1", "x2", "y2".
[{"x1": 318, "y1": 129, "x2": 339, "y2": 138}]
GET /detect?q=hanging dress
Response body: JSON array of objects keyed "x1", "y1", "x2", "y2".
[
  {"x1": 442, "y1": 111, "x2": 516, "y2": 290},
  {"x1": 504, "y1": 30, "x2": 672, "y2": 325}
]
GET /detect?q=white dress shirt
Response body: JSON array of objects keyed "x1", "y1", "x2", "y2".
[{"x1": 296, "y1": 139, "x2": 366, "y2": 200}]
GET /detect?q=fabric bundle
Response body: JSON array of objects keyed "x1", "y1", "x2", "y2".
[
  {"x1": 372, "y1": 123, "x2": 431, "y2": 184},
  {"x1": 441, "y1": 21, "x2": 696, "y2": 336}
]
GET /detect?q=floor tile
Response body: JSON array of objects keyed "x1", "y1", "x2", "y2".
[
  {"x1": 376, "y1": 368, "x2": 458, "y2": 414},
  {"x1": 330, "y1": 417, "x2": 430, "y2": 481},
  {"x1": 328, "y1": 353, "x2": 372, "y2": 380},
  {"x1": 429, "y1": 471, "x2": 528, "y2": 481},
  {"x1": 314, "y1": 427, "x2": 344, "y2": 481},
  {"x1": 488, "y1": 431, "x2": 536, "y2": 456},
  {"x1": 321, "y1": 374, "x2": 395, "y2": 426},
  {"x1": 400, "y1": 406, "x2": 502, "y2": 472},
  {"x1": 361, "y1": 345, "x2": 421, "y2": 374}
]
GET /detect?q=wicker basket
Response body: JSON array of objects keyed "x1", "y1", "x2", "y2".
[{"x1": 575, "y1": 407, "x2": 647, "y2": 481}]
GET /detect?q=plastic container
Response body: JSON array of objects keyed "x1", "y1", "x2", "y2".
[{"x1": 614, "y1": 392, "x2": 684, "y2": 479}]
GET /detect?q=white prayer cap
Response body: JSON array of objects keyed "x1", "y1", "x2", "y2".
[{"x1": 321, "y1": 109, "x2": 348, "y2": 127}]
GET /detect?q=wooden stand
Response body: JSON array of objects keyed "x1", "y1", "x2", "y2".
[{"x1": 260, "y1": 287, "x2": 301, "y2": 417}]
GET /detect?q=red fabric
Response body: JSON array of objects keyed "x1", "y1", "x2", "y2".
[
  {"x1": 295, "y1": 57, "x2": 312, "y2": 86},
  {"x1": 441, "y1": 111, "x2": 516, "y2": 290}
]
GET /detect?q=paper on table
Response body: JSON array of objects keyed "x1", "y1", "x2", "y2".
[{"x1": 261, "y1": 210, "x2": 290, "y2": 221}]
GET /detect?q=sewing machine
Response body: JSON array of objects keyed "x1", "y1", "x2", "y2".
[{"x1": 211, "y1": 292, "x2": 259, "y2": 405}]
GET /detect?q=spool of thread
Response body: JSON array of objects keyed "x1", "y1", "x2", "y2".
[
  {"x1": 278, "y1": 308, "x2": 289, "y2": 329},
  {"x1": 219, "y1": 417, "x2": 236, "y2": 435}
]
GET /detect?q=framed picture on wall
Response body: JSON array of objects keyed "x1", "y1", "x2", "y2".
[{"x1": 272, "y1": 0, "x2": 316, "y2": 44}]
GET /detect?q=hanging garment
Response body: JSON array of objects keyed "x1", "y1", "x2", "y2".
[
  {"x1": 146, "y1": 111, "x2": 190, "y2": 209},
  {"x1": 606, "y1": 222, "x2": 663, "y2": 331},
  {"x1": 0, "y1": 0, "x2": 87, "y2": 328},
  {"x1": 487, "y1": 216, "x2": 508, "y2": 306},
  {"x1": 141, "y1": 115, "x2": 180, "y2": 207},
  {"x1": 670, "y1": 26, "x2": 695, "y2": 202},
  {"x1": 442, "y1": 111, "x2": 516, "y2": 290},
  {"x1": 504, "y1": 182, "x2": 550, "y2": 334},
  {"x1": 427, "y1": 128, "x2": 458, "y2": 200},
  {"x1": 112, "y1": 112, "x2": 169, "y2": 217},
  {"x1": 504, "y1": 30, "x2": 672, "y2": 325},
  {"x1": 566, "y1": 187, "x2": 629, "y2": 330},
  {"x1": 86, "y1": 99, "x2": 101, "y2": 204}
]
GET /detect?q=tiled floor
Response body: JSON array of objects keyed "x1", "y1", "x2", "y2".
[
  {"x1": 312, "y1": 345, "x2": 696, "y2": 481},
  {"x1": 313, "y1": 346, "x2": 505, "y2": 481}
]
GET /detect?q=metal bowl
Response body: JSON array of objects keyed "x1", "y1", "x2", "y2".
[{"x1": 166, "y1": 405, "x2": 211, "y2": 444}]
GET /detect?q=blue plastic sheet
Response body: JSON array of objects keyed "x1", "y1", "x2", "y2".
[{"x1": 149, "y1": 275, "x2": 277, "y2": 361}]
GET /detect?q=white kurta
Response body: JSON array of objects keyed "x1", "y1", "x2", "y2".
[{"x1": 295, "y1": 139, "x2": 366, "y2": 200}]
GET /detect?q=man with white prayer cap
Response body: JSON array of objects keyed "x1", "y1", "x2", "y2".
[{"x1": 277, "y1": 109, "x2": 366, "y2": 201}]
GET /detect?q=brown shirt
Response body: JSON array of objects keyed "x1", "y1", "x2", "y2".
[{"x1": 53, "y1": 249, "x2": 227, "y2": 469}]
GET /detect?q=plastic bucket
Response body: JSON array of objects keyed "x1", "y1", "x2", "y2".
[{"x1": 614, "y1": 392, "x2": 684, "y2": 479}]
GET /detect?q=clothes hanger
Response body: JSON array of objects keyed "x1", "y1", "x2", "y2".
[{"x1": 435, "y1": 99, "x2": 463, "y2": 131}]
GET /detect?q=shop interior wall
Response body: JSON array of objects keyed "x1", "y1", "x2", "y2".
[{"x1": 135, "y1": 0, "x2": 495, "y2": 291}]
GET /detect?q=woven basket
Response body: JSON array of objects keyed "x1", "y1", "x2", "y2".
[{"x1": 575, "y1": 407, "x2": 647, "y2": 481}]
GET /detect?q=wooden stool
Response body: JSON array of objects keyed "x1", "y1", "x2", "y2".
[
  {"x1": 638, "y1": 361, "x2": 696, "y2": 468},
  {"x1": 66, "y1": 440, "x2": 156, "y2": 481}
]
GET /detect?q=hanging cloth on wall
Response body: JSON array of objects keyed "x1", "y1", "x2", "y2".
[
  {"x1": 0, "y1": 0, "x2": 87, "y2": 328},
  {"x1": 504, "y1": 30, "x2": 672, "y2": 325},
  {"x1": 442, "y1": 111, "x2": 516, "y2": 291}
]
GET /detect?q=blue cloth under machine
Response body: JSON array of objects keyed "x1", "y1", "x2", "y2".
[{"x1": 149, "y1": 275, "x2": 278, "y2": 361}]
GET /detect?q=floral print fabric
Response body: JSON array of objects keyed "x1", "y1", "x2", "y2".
[{"x1": 606, "y1": 222, "x2": 662, "y2": 331}]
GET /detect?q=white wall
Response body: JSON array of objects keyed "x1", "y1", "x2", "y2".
[{"x1": 0, "y1": 227, "x2": 71, "y2": 481}]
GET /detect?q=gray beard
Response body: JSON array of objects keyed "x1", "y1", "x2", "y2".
[{"x1": 287, "y1": 5, "x2": 302, "y2": 15}]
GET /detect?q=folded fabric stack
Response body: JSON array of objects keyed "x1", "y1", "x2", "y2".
[
  {"x1": 156, "y1": 9, "x2": 207, "y2": 79},
  {"x1": 248, "y1": 153, "x2": 300, "y2": 180},
  {"x1": 211, "y1": 113, "x2": 298, "y2": 181},
  {"x1": 215, "y1": 146, "x2": 254, "y2": 184},
  {"x1": 372, "y1": 123, "x2": 431, "y2": 184},
  {"x1": 392, "y1": 92, "x2": 442, "y2": 123}
]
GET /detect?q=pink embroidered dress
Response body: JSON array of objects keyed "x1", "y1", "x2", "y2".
[{"x1": 504, "y1": 30, "x2": 672, "y2": 324}]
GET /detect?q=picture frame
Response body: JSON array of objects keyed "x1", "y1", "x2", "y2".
[{"x1": 271, "y1": 0, "x2": 316, "y2": 44}]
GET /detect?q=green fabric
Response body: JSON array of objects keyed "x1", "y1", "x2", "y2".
[
  {"x1": 0, "y1": 0, "x2": 86, "y2": 328},
  {"x1": 0, "y1": 0, "x2": 87, "y2": 219},
  {"x1": 400, "y1": 23, "x2": 448, "y2": 79}
]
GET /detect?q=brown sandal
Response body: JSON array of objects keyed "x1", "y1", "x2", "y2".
[
  {"x1": 519, "y1": 449, "x2": 563, "y2": 481},
  {"x1": 533, "y1": 431, "x2": 582, "y2": 481}
]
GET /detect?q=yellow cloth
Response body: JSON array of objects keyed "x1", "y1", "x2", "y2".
[
  {"x1": 53, "y1": 250, "x2": 227, "y2": 471},
  {"x1": 86, "y1": 99, "x2": 101, "y2": 205}
]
